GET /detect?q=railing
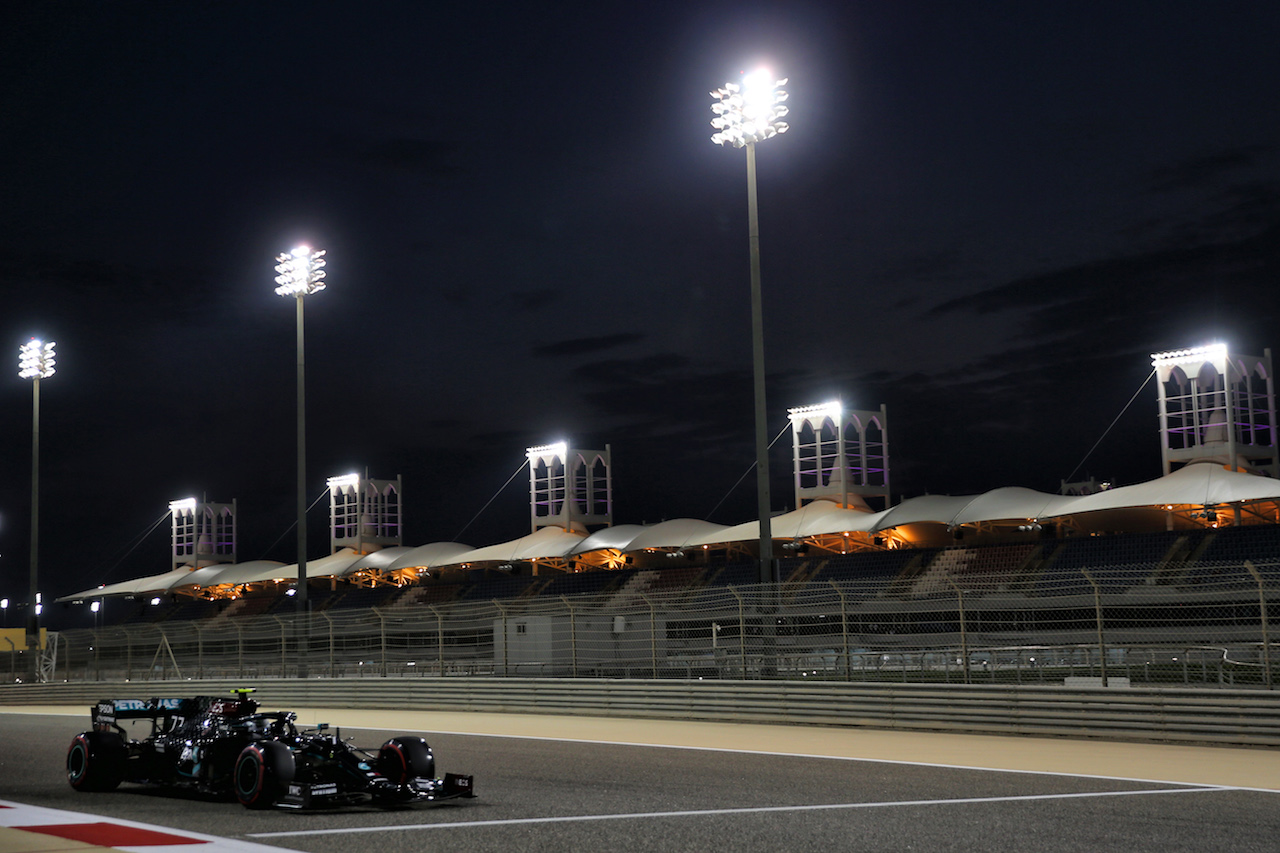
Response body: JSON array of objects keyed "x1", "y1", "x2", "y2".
[{"x1": 4, "y1": 677, "x2": 1280, "y2": 748}]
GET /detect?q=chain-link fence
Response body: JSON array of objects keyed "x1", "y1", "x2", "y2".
[{"x1": 10, "y1": 558, "x2": 1278, "y2": 688}]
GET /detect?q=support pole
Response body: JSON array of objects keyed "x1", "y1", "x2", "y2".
[
  {"x1": 1081, "y1": 568, "x2": 1108, "y2": 687},
  {"x1": 294, "y1": 294, "x2": 309, "y2": 677},
  {"x1": 1246, "y1": 560, "x2": 1272, "y2": 689},
  {"x1": 562, "y1": 596, "x2": 577, "y2": 677},
  {"x1": 746, "y1": 141, "x2": 773, "y2": 584},
  {"x1": 942, "y1": 572, "x2": 970, "y2": 684},
  {"x1": 27, "y1": 377, "x2": 41, "y2": 682},
  {"x1": 829, "y1": 580, "x2": 850, "y2": 681}
]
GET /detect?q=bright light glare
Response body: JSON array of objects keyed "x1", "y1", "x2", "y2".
[
  {"x1": 742, "y1": 69, "x2": 777, "y2": 116},
  {"x1": 274, "y1": 245, "x2": 327, "y2": 297},
  {"x1": 169, "y1": 497, "x2": 198, "y2": 514},
  {"x1": 18, "y1": 339, "x2": 56, "y2": 380},
  {"x1": 327, "y1": 473, "x2": 361, "y2": 488},
  {"x1": 527, "y1": 441, "x2": 568, "y2": 459},
  {"x1": 711, "y1": 69, "x2": 789, "y2": 148},
  {"x1": 788, "y1": 400, "x2": 843, "y2": 421},
  {"x1": 1151, "y1": 343, "x2": 1228, "y2": 365}
]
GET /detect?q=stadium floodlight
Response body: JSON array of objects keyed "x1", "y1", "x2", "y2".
[
  {"x1": 787, "y1": 401, "x2": 843, "y2": 420},
  {"x1": 168, "y1": 497, "x2": 198, "y2": 513},
  {"x1": 526, "y1": 442, "x2": 568, "y2": 460},
  {"x1": 710, "y1": 70, "x2": 789, "y2": 149},
  {"x1": 1151, "y1": 343, "x2": 1229, "y2": 366},
  {"x1": 275, "y1": 245, "x2": 328, "y2": 644},
  {"x1": 19, "y1": 338, "x2": 56, "y2": 680},
  {"x1": 710, "y1": 68, "x2": 792, "y2": 583},
  {"x1": 19, "y1": 339, "x2": 56, "y2": 380},
  {"x1": 274, "y1": 245, "x2": 327, "y2": 297}
]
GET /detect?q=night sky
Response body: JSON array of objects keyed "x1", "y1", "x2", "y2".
[{"x1": 3, "y1": 2, "x2": 1279, "y2": 604}]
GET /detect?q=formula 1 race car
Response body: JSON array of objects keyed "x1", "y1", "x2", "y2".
[{"x1": 66, "y1": 690, "x2": 475, "y2": 810}]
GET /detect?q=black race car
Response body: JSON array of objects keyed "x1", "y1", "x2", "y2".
[{"x1": 66, "y1": 690, "x2": 475, "y2": 809}]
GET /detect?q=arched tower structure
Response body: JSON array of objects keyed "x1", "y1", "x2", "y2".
[
  {"x1": 788, "y1": 401, "x2": 890, "y2": 511},
  {"x1": 327, "y1": 472, "x2": 403, "y2": 554},
  {"x1": 1152, "y1": 344, "x2": 1278, "y2": 477},
  {"x1": 527, "y1": 442, "x2": 612, "y2": 533},
  {"x1": 169, "y1": 497, "x2": 236, "y2": 571}
]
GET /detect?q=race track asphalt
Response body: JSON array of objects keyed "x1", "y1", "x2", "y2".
[{"x1": 2, "y1": 704, "x2": 1277, "y2": 852}]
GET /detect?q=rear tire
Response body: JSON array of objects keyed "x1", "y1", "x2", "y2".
[
  {"x1": 67, "y1": 731, "x2": 126, "y2": 792},
  {"x1": 376, "y1": 736, "x2": 434, "y2": 784},
  {"x1": 234, "y1": 742, "x2": 295, "y2": 809}
]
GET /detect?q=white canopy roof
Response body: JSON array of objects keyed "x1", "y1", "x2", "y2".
[
  {"x1": 683, "y1": 465, "x2": 1280, "y2": 542},
  {"x1": 384, "y1": 542, "x2": 477, "y2": 571},
  {"x1": 686, "y1": 504, "x2": 880, "y2": 545},
  {"x1": 448, "y1": 525, "x2": 586, "y2": 564},
  {"x1": 623, "y1": 519, "x2": 732, "y2": 551},
  {"x1": 56, "y1": 563, "x2": 235, "y2": 601},
  {"x1": 1048, "y1": 463, "x2": 1280, "y2": 517},
  {"x1": 341, "y1": 546, "x2": 415, "y2": 574},
  {"x1": 63, "y1": 464, "x2": 1280, "y2": 600},
  {"x1": 569, "y1": 524, "x2": 650, "y2": 554},
  {"x1": 214, "y1": 549, "x2": 364, "y2": 585}
]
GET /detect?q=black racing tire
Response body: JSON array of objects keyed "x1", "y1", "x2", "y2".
[
  {"x1": 67, "y1": 731, "x2": 127, "y2": 792},
  {"x1": 234, "y1": 741, "x2": 295, "y2": 809},
  {"x1": 376, "y1": 736, "x2": 435, "y2": 784}
]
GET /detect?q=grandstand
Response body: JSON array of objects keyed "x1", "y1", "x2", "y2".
[{"x1": 23, "y1": 343, "x2": 1276, "y2": 689}]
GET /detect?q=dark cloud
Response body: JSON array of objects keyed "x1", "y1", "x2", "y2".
[
  {"x1": 1146, "y1": 145, "x2": 1275, "y2": 194},
  {"x1": 573, "y1": 354, "x2": 695, "y2": 387},
  {"x1": 334, "y1": 136, "x2": 464, "y2": 175},
  {"x1": 533, "y1": 333, "x2": 645, "y2": 358},
  {"x1": 511, "y1": 289, "x2": 561, "y2": 312},
  {"x1": 928, "y1": 220, "x2": 1279, "y2": 338}
]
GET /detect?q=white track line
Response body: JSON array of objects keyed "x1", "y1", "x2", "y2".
[
  {"x1": 333, "y1": 724, "x2": 1270, "y2": 792},
  {"x1": 250, "y1": 786, "x2": 1231, "y2": 838}
]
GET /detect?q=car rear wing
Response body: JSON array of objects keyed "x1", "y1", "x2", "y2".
[{"x1": 91, "y1": 696, "x2": 258, "y2": 730}]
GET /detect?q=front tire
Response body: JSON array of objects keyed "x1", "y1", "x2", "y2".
[
  {"x1": 234, "y1": 742, "x2": 295, "y2": 809},
  {"x1": 376, "y1": 736, "x2": 434, "y2": 784},
  {"x1": 67, "y1": 731, "x2": 127, "y2": 792}
]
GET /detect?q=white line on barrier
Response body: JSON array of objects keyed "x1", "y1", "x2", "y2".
[{"x1": 248, "y1": 786, "x2": 1232, "y2": 838}]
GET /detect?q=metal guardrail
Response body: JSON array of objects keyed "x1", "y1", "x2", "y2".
[{"x1": 3, "y1": 677, "x2": 1279, "y2": 748}]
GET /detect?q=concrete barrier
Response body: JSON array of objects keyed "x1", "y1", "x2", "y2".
[{"x1": 3, "y1": 678, "x2": 1278, "y2": 747}]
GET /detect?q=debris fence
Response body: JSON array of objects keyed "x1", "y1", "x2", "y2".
[{"x1": 10, "y1": 560, "x2": 1277, "y2": 688}]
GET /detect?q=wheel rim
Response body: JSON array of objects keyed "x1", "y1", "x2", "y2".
[
  {"x1": 236, "y1": 752, "x2": 261, "y2": 799},
  {"x1": 68, "y1": 740, "x2": 87, "y2": 783}
]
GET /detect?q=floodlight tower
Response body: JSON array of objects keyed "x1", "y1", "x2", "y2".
[
  {"x1": 788, "y1": 401, "x2": 890, "y2": 512},
  {"x1": 19, "y1": 338, "x2": 55, "y2": 677},
  {"x1": 274, "y1": 245, "x2": 327, "y2": 617},
  {"x1": 169, "y1": 497, "x2": 237, "y2": 572},
  {"x1": 711, "y1": 69, "x2": 790, "y2": 583},
  {"x1": 327, "y1": 472, "x2": 403, "y2": 554},
  {"x1": 526, "y1": 443, "x2": 612, "y2": 534},
  {"x1": 1152, "y1": 344, "x2": 1278, "y2": 477}
]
